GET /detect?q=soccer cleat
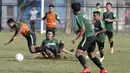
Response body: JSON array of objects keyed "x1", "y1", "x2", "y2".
[
  {"x1": 100, "y1": 68, "x2": 107, "y2": 73},
  {"x1": 80, "y1": 68, "x2": 91, "y2": 73},
  {"x1": 85, "y1": 55, "x2": 89, "y2": 59},
  {"x1": 110, "y1": 47, "x2": 114, "y2": 54},
  {"x1": 100, "y1": 56, "x2": 104, "y2": 62}
]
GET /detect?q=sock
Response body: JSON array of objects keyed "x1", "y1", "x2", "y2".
[
  {"x1": 35, "y1": 47, "x2": 43, "y2": 53},
  {"x1": 77, "y1": 55, "x2": 87, "y2": 69},
  {"x1": 100, "y1": 53, "x2": 104, "y2": 58},
  {"x1": 110, "y1": 41, "x2": 113, "y2": 48},
  {"x1": 91, "y1": 57, "x2": 104, "y2": 69},
  {"x1": 99, "y1": 50, "x2": 104, "y2": 58}
]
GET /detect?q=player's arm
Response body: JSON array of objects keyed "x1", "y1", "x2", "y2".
[
  {"x1": 62, "y1": 48, "x2": 74, "y2": 55},
  {"x1": 37, "y1": 13, "x2": 47, "y2": 20},
  {"x1": 56, "y1": 14, "x2": 61, "y2": 24},
  {"x1": 4, "y1": 26, "x2": 22, "y2": 45},
  {"x1": 72, "y1": 25, "x2": 85, "y2": 44}
]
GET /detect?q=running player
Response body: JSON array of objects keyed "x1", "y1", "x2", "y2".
[
  {"x1": 93, "y1": 11, "x2": 106, "y2": 62},
  {"x1": 71, "y1": 2, "x2": 107, "y2": 73},
  {"x1": 5, "y1": 18, "x2": 44, "y2": 54},
  {"x1": 103, "y1": 2, "x2": 118, "y2": 54}
]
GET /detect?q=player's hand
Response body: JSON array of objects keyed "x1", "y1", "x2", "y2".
[
  {"x1": 4, "y1": 42, "x2": 9, "y2": 45},
  {"x1": 68, "y1": 52, "x2": 74, "y2": 56},
  {"x1": 36, "y1": 18, "x2": 41, "y2": 20},
  {"x1": 95, "y1": 32, "x2": 99, "y2": 36},
  {"x1": 45, "y1": 44, "x2": 50, "y2": 48},
  {"x1": 72, "y1": 40, "x2": 76, "y2": 44}
]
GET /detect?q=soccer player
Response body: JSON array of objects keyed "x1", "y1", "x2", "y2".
[
  {"x1": 5, "y1": 18, "x2": 45, "y2": 54},
  {"x1": 93, "y1": 11, "x2": 106, "y2": 62},
  {"x1": 103, "y1": 3, "x2": 118, "y2": 54},
  {"x1": 37, "y1": 4, "x2": 61, "y2": 36},
  {"x1": 40, "y1": 30, "x2": 74, "y2": 58},
  {"x1": 71, "y1": 2, "x2": 107, "y2": 73}
]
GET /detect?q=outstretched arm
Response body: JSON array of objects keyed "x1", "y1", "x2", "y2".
[
  {"x1": 72, "y1": 25, "x2": 85, "y2": 44},
  {"x1": 4, "y1": 26, "x2": 22, "y2": 45},
  {"x1": 62, "y1": 48, "x2": 74, "y2": 55},
  {"x1": 37, "y1": 13, "x2": 47, "y2": 20}
]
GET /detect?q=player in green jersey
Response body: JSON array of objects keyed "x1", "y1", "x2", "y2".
[
  {"x1": 103, "y1": 2, "x2": 118, "y2": 54},
  {"x1": 93, "y1": 11, "x2": 106, "y2": 62},
  {"x1": 40, "y1": 30, "x2": 74, "y2": 58},
  {"x1": 71, "y1": 2, "x2": 107, "y2": 73}
]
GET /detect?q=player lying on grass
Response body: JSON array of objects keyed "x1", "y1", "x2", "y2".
[
  {"x1": 5, "y1": 18, "x2": 45, "y2": 54},
  {"x1": 33, "y1": 30, "x2": 74, "y2": 58}
]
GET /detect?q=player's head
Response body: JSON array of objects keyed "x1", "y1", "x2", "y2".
[
  {"x1": 49, "y1": 5, "x2": 54, "y2": 12},
  {"x1": 106, "y1": 2, "x2": 112, "y2": 11},
  {"x1": 96, "y1": 3, "x2": 100, "y2": 9},
  {"x1": 7, "y1": 18, "x2": 15, "y2": 28},
  {"x1": 47, "y1": 30, "x2": 54, "y2": 39},
  {"x1": 71, "y1": 2, "x2": 81, "y2": 15},
  {"x1": 93, "y1": 11, "x2": 101, "y2": 20},
  {"x1": 32, "y1": 7, "x2": 35, "y2": 11}
]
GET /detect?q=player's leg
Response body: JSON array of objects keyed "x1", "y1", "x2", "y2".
[
  {"x1": 45, "y1": 49, "x2": 55, "y2": 58},
  {"x1": 55, "y1": 40, "x2": 64, "y2": 58},
  {"x1": 30, "y1": 20, "x2": 33, "y2": 32},
  {"x1": 32, "y1": 20, "x2": 36, "y2": 32},
  {"x1": 76, "y1": 37, "x2": 92, "y2": 73},
  {"x1": 106, "y1": 31, "x2": 114, "y2": 53},
  {"x1": 96, "y1": 40, "x2": 105, "y2": 62},
  {"x1": 87, "y1": 37, "x2": 107, "y2": 73},
  {"x1": 26, "y1": 32, "x2": 43, "y2": 53}
]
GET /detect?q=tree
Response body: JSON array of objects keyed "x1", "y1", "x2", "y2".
[
  {"x1": 64, "y1": 0, "x2": 72, "y2": 34},
  {"x1": 17, "y1": 0, "x2": 36, "y2": 21}
]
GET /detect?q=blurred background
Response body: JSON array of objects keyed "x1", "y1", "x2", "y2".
[{"x1": 0, "y1": 0, "x2": 130, "y2": 33}]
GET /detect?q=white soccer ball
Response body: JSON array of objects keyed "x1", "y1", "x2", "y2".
[{"x1": 15, "y1": 53, "x2": 24, "y2": 62}]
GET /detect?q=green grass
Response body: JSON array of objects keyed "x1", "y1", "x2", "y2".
[{"x1": 0, "y1": 32, "x2": 130, "y2": 73}]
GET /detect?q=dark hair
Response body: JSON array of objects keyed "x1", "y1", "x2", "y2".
[
  {"x1": 47, "y1": 30, "x2": 53, "y2": 34},
  {"x1": 71, "y1": 2, "x2": 81, "y2": 12},
  {"x1": 106, "y1": 2, "x2": 112, "y2": 6},
  {"x1": 96, "y1": 3, "x2": 100, "y2": 6},
  {"x1": 7, "y1": 18, "x2": 15, "y2": 23},
  {"x1": 49, "y1": 5, "x2": 54, "y2": 8},
  {"x1": 93, "y1": 11, "x2": 100, "y2": 15}
]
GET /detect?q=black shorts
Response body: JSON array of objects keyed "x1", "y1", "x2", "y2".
[
  {"x1": 30, "y1": 20, "x2": 36, "y2": 25},
  {"x1": 96, "y1": 40, "x2": 104, "y2": 50},
  {"x1": 106, "y1": 31, "x2": 113, "y2": 40},
  {"x1": 78, "y1": 36, "x2": 96, "y2": 53},
  {"x1": 25, "y1": 32, "x2": 36, "y2": 51}
]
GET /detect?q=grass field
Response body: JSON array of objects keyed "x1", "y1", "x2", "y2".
[{"x1": 0, "y1": 32, "x2": 130, "y2": 73}]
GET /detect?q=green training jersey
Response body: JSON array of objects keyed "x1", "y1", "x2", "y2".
[
  {"x1": 94, "y1": 20, "x2": 105, "y2": 42},
  {"x1": 75, "y1": 12, "x2": 94, "y2": 37},
  {"x1": 103, "y1": 11, "x2": 116, "y2": 32},
  {"x1": 42, "y1": 39, "x2": 59, "y2": 51}
]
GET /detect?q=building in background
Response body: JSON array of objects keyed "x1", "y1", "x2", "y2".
[
  {"x1": 1, "y1": 0, "x2": 130, "y2": 32},
  {"x1": 2, "y1": 0, "x2": 18, "y2": 29}
]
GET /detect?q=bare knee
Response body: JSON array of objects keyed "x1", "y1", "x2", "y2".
[
  {"x1": 75, "y1": 49, "x2": 84, "y2": 57},
  {"x1": 88, "y1": 52, "x2": 95, "y2": 59},
  {"x1": 29, "y1": 45, "x2": 36, "y2": 53}
]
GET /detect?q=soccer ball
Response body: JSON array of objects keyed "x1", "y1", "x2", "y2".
[{"x1": 15, "y1": 53, "x2": 24, "y2": 62}]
